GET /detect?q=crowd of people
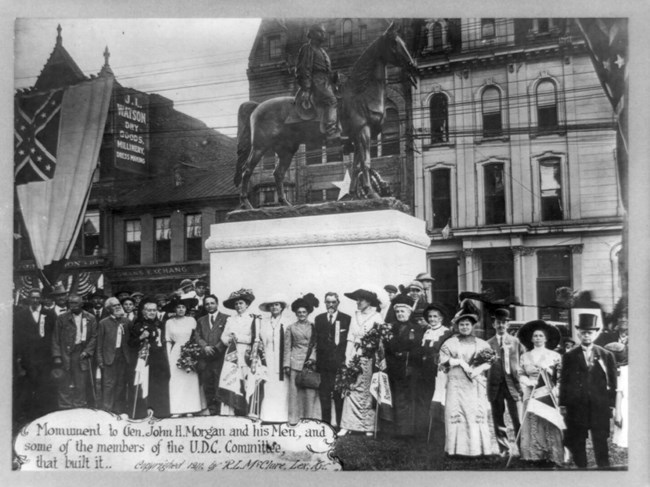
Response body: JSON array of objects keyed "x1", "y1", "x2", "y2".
[{"x1": 13, "y1": 275, "x2": 629, "y2": 469}]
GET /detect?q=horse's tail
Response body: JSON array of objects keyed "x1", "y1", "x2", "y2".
[{"x1": 235, "y1": 101, "x2": 259, "y2": 187}]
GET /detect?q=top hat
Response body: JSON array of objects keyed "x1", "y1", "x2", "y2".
[
  {"x1": 291, "y1": 293, "x2": 320, "y2": 314},
  {"x1": 575, "y1": 313, "x2": 600, "y2": 331},
  {"x1": 415, "y1": 272, "x2": 435, "y2": 283},
  {"x1": 344, "y1": 289, "x2": 381, "y2": 308},
  {"x1": 493, "y1": 308, "x2": 511, "y2": 321},
  {"x1": 517, "y1": 319, "x2": 562, "y2": 351},
  {"x1": 259, "y1": 294, "x2": 288, "y2": 313},
  {"x1": 223, "y1": 289, "x2": 256, "y2": 310},
  {"x1": 384, "y1": 284, "x2": 398, "y2": 294}
]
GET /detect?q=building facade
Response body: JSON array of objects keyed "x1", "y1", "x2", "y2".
[
  {"x1": 14, "y1": 28, "x2": 238, "y2": 299},
  {"x1": 411, "y1": 18, "x2": 624, "y2": 329}
]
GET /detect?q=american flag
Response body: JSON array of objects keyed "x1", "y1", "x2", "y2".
[{"x1": 15, "y1": 89, "x2": 64, "y2": 185}]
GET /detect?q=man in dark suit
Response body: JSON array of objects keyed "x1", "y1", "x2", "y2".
[
  {"x1": 314, "y1": 292, "x2": 351, "y2": 427},
  {"x1": 195, "y1": 294, "x2": 229, "y2": 415},
  {"x1": 560, "y1": 313, "x2": 617, "y2": 468},
  {"x1": 487, "y1": 308, "x2": 525, "y2": 456},
  {"x1": 97, "y1": 297, "x2": 131, "y2": 414},
  {"x1": 51, "y1": 294, "x2": 98, "y2": 409},
  {"x1": 85, "y1": 290, "x2": 108, "y2": 321},
  {"x1": 13, "y1": 288, "x2": 58, "y2": 420}
]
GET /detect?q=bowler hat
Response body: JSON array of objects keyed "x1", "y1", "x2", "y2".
[
  {"x1": 344, "y1": 289, "x2": 381, "y2": 308},
  {"x1": 517, "y1": 319, "x2": 562, "y2": 351},
  {"x1": 575, "y1": 313, "x2": 600, "y2": 331},
  {"x1": 493, "y1": 308, "x2": 511, "y2": 321},
  {"x1": 223, "y1": 289, "x2": 256, "y2": 310}
]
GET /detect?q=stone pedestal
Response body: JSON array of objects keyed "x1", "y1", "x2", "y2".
[{"x1": 205, "y1": 208, "x2": 430, "y2": 316}]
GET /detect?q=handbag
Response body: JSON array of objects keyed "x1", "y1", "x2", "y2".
[{"x1": 295, "y1": 325, "x2": 321, "y2": 389}]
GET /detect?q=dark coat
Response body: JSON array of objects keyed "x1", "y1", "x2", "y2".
[
  {"x1": 385, "y1": 319, "x2": 425, "y2": 380},
  {"x1": 559, "y1": 344, "x2": 617, "y2": 431},
  {"x1": 14, "y1": 306, "x2": 57, "y2": 372},
  {"x1": 51, "y1": 311, "x2": 98, "y2": 371},
  {"x1": 313, "y1": 311, "x2": 351, "y2": 372},
  {"x1": 487, "y1": 333, "x2": 525, "y2": 402},
  {"x1": 421, "y1": 326, "x2": 454, "y2": 377},
  {"x1": 195, "y1": 312, "x2": 229, "y2": 357},
  {"x1": 97, "y1": 315, "x2": 131, "y2": 366}
]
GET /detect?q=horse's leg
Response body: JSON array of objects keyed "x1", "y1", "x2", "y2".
[
  {"x1": 274, "y1": 147, "x2": 297, "y2": 206},
  {"x1": 357, "y1": 125, "x2": 379, "y2": 199},
  {"x1": 239, "y1": 148, "x2": 265, "y2": 209}
]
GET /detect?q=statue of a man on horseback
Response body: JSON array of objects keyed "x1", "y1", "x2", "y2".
[
  {"x1": 295, "y1": 23, "x2": 343, "y2": 143},
  {"x1": 234, "y1": 21, "x2": 417, "y2": 210}
]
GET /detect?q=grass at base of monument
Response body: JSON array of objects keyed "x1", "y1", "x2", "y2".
[{"x1": 332, "y1": 433, "x2": 628, "y2": 471}]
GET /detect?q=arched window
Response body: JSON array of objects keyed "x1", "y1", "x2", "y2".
[
  {"x1": 432, "y1": 22, "x2": 443, "y2": 51},
  {"x1": 342, "y1": 19, "x2": 353, "y2": 45},
  {"x1": 382, "y1": 108, "x2": 400, "y2": 156},
  {"x1": 536, "y1": 80, "x2": 558, "y2": 132},
  {"x1": 430, "y1": 93, "x2": 449, "y2": 143},
  {"x1": 482, "y1": 86, "x2": 502, "y2": 137}
]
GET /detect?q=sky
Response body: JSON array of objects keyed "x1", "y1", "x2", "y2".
[{"x1": 14, "y1": 18, "x2": 262, "y2": 137}]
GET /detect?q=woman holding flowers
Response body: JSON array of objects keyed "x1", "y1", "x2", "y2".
[
  {"x1": 439, "y1": 299, "x2": 496, "y2": 456},
  {"x1": 165, "y1": 296, "x2": 205, "y2": 417},
  {"x1": 339, "y1": 289, "x2": 384, "y2": 436}
]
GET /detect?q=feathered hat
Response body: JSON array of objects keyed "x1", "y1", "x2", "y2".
[
  {"x1": 291, "y1": 292, "x2": 320, "y2": 314},
  {"x1": 452, "y1": 298, "x2": 480, "y2": 324}
]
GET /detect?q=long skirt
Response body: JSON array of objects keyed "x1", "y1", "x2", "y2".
[
  {"x1": 260, "y1": 371, "x2": 290, "y2": 423},
  {"x1": 287, "y1": 369, "x2": 321, "y2": 425},
  {"x1": 520, "y1": 405, "x2": 564, "y2": 465},
  {"x1": 340, "y1": 357, "x2": 375, "y2": 432},
  {"x1": 444, "y1": 367, "x2": 494, "y2": 456}
]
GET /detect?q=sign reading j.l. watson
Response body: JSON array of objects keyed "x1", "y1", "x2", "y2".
[{"x1": 113, "y1": 88, "x2": 149, "y2": 171}]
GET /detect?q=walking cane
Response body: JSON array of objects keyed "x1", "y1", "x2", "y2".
[
  {"x1": 87, "y1": 357, "x2": 97, "y2": 405},
  {"x1": 427, "y1": 403, "x2": 434, "y2": 444},
  {"x1": 505, "y1": 377, "x2": 541, "y2": 468}
]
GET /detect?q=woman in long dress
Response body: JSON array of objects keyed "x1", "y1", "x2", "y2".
[
  {"x1": 439, "y1": 299, "x2": 494, "y2": 456},
  {"x1": 605, "y1": 337, "x2": 628, "y2": 448},
  {"x1": 283, "y1": 294, "x2": 321, "y2": 425},
  {"x1": 516, "y1": 320, "x2": 563, "y2": 466},
  {"x1": 218, "y1": 289, "x2": 257, "y2": 416},
  {"x1": 258, "y1": 295, "x2": 290, "y2": 423},
  {"x1": 339, "y1": 289, "x2": 384, "y2": 436},
  {"x1": 165, "y1": 296, "x2": 205, "y2": 416}
]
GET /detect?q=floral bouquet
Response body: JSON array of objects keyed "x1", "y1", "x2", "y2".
[
  {"x1": 177, "y1": 340, "x2": 204, "y2": 373},
  {"x1": 470, "y1": 347, "x2": 497, "y2": 367},
  {"x1": 334, "y1": 355, "x2": 363, "y2": 396},
  {"x1": 357, "y1": 322, "x2": 393, "y2": 359}
]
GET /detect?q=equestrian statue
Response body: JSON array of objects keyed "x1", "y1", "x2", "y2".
[{"x1": 234, "y1": 21, "x2": 417, "y2": 209}]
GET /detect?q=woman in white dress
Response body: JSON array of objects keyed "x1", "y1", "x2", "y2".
[
  {"x1": 218, "y1": 289, "x2": 257, "y2": 416},
  {"x1": 605, "y1": 339, "x2": 628, "y2": 448},
  {"x1": 258, "y1": 295, "x2": 290, "y2": 423},
  {"x1": 284, "y1": 294, "x2": 321, "y2": 425},
  {"x1": 439, "y1": 299, "x2": 494, "y2": 456},
  {"x1": 165, "y1": 296, "x2": 204, "y2": 417},
  {"x1": 339, "y1": 289, "x2": 383, "y2": 436},
  {"x1": 516, "y1": 320, "x2": 563, "y2": 466}
]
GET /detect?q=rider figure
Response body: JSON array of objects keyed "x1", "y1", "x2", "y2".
[{"x1": 296, "y1": 23, "x2": 342, "y2": 142}]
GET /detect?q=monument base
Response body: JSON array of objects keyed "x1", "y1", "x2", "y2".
[{"x1": 206, "y1": 207, "x2": 430, "y2": 316}]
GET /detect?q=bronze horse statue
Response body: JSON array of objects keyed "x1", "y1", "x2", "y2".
[{"x1": 234, "y1": 22, "x2": 417, "y2": 209}]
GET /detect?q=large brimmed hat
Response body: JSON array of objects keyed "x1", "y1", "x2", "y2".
[
  {"x1": 423, "y1": 301, "x2": 448, "y2": 319},
  {"x1": 344, "y1": 289, "x2": 381, "y2": 308},
  {"x1": 291, "y1": 293, "x2": 320, "y2": 314},
  {"x1": 517, "y1": 319, "x2": 562, "y2": 351},
  {"x1": 223, "y1": 289, "x2": 255, "y2": 310},
  {"x1": 259, "y1": 294, "x2": 288, "y2": 313},
  {"x1": 575, "y1": 313, "x2": 600, "y2": 331},
  {"x1": 452, "y1": 299, "x2": 480, "y2": 324},
  {"x1": 604, "y1": 341, "x2": 628, "y2": 365},
  {"x1": 48, "y1": 284, "x2": 68, "y2": 296},
  {"x1": 163, "y1": 295, "x2": 198, "y2": 313}
]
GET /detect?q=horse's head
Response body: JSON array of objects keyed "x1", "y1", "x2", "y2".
[{"x1": 382, "y1": 22, "x2": 418, "y2": 88}]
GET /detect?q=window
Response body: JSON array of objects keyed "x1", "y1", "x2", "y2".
[
  {"x1": 432, "y1": 22, "x2": 443, "y2": 51},
  {"x1": 430, "y1": 93, "x2": 449, "y2": 143},
  {"x1": 154, "y1": 217, "x2": 171, "y2": 263},
  {"x1": 342, "y1": 19, "x2": 353, "y2": 45},
  {"x1": 262, "y1": 155, "x2": 276, "y2": 171},
  {"x1": 430, "y1": 258, "x2": 458, "y2": 317},
  {"x1": 431, "y1": 168, "x2": 451, "y2": 229},
  {"x1": 261, "y1": 188, "x2": 276, "y2": 206},
  {"x1": 309, "y1": 188, "x2": 340, "y2": 203},
  {"x1": 305, "y1": 141, "x2": 323, "y2": 165},
  {"x1": 481, "y1": 86, "x2": 502, "y2": 137},
  {"x1": 370, "y1": 133, "x2": 380, "y2": 158},
  {"x1": 537, "y1": 249, "x2": 572, "y2": 321},
  {"x1": 359, "y1": 25, "x2": 367, "y2": 43},
  {"x1": 536, "y1": 80, "x2": 558, "y2": 132},
  {"x1": 125, "y1": 220, "x2": 141, "y2": 265},
  {"x1": 484, "y1": 163, "x2": 506, "y2": 224},
  {"x1": 481, "y1": 18, "x2": 496, "y2": 39},
  {"x1": 185, "y1": 214, "x2": 202, "y2": 261},
  {"x1": 309, "y1": 189, "x2": 324, "y2": 203},
  {"x1": 326, "y1": 145, "x2": 343, "y2": 163},
  {"x1": 540, "y1": 158, "x2": 563, "y2": 221},
  {"x1": 481, "y1": 249, "x2": 515, "y2": 326},
  {"x1": 382, "y1": 108, "x2": 400, "y2": 156},
  {"x1": 268, "y1": 35, "x2": 282, "y2": 59},
  {"x1": 73, "y1": 211, "x2": 101, "y2": 256}
]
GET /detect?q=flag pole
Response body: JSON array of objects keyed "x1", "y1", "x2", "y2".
[{"x1": 374, "y1": 398, "x2": 379, "y2": 439}]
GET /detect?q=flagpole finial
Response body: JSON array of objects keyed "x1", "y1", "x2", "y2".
[
  {"x1": 100, "y1": 46, "x2": 114, "y2": 76},
  {"x1": 56, "y1": 24, "x2": 62, "y2": 45}
]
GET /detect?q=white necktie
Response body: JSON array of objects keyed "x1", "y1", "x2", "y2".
[
  {"x1": 501, "y1": 337, "x2": 510, "y2": 374},
  {"x1": 116, "y1": 323, "x2": 123, "y2": 348}
]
